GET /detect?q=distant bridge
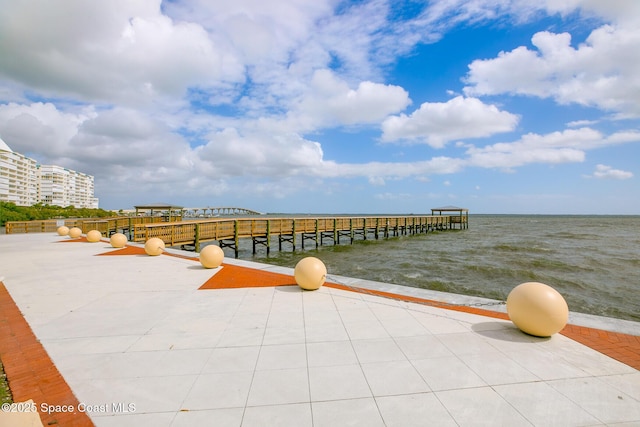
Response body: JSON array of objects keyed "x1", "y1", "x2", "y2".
[{"x1": 182, "y1": 206, "x2": 263, "y2": 217}]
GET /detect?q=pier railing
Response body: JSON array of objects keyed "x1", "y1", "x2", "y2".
[
  {"x1": 132, "y1": 215, "x2": 459, "y2": 257},
  {"x1": 4, "y1": 216, "x2": 173, "y2": 235}
]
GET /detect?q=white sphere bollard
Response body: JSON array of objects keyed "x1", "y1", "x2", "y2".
[
  {"x1": 294, "y1": 257, "x2": 327, "y2": 291},
  {"x1": 86, "y1": 230, "x2": 102, "y2": 242},
  {"x1": 144, "y1": 237, "x2": 165, "y2": 256},
  {"x1": 110, "y1": 233, "x2": 128, "y2": 248},
  {"x1": 199, "y1": 245, "x2": 224, "y2": 269},
  {"x1": 57, "y1": 226, "x2": 69, "y2": 236},
  {"x1": 68, "y1": 227, "x2": 82, "y2": 238},
  {"x1": 506, "y1": 282, "x2": 569, "y2": 337}
]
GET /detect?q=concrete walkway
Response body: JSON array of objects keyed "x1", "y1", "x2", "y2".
[{"x1": 0, "y1": 233, "x2": 639, "y2": 426}]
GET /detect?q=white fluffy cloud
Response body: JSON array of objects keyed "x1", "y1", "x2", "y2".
[
  {"x1": 464, "y1": 127, "x2": 640, "y2": 170},
  {"x1": 591, "y1": 164, "x2": 633, "y2": 179},
  {"x1": 0, "y1": 0, "x2": 243, "y2": 105},
  {"x1": 464, "y1": 23, "x2": 640, "y2": 117},
  {"x1": 195, "y1": 128, "x2": 325, "y2": 177},
  {"x1": 381, "y1": 97, "x2": 519, "y2": 147},
  {"x1": 292, "y1": 69, "x2": 411, "y2": 129},
  {"x1": 0, "y1": 102, "x2": 94, "y2": 157}
]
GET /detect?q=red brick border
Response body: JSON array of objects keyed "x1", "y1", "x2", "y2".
[{"x1": 0, "y1": 282, "x2": 94, "y2": 426}]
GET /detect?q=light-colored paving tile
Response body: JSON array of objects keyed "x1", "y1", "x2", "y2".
[
  {"x1": 146, "y1": 313, "x2": 229, "y2": 335},
  {"x1": 262, "y1": 326, "x2": 306, "y2": 345},
  {"x1": 351, "y1": 338, "x2": 406, "y2": 363},
  {"x1": 458, "y1": 351, "x2": 540, "y2": 385},
  {"x1": 201, "y1": 346, "x2": 260, "y2": 374},
  {"x1": 376, "y1": 393, "x2": 458, "y2": 427},
  {"x1": 266, "y1": 310, "x2": 304, "y2": 328},
  {"x1": 361, "y1": 360, "x2": 430, "y2": 396},
  {"x1": 494, "y1": 381, "x2": 600, "y2": 426},
  {"x1": 171, "y1": 408, "x2": 244, "y2": 427},
  {"x1": 413, "y1": 312, "x2": 470, "y2": 334},
  {"x1": 306, "y1": 340, "x2": 359, "y2": 367},
  {"x1": 74, "y1": 375, "x2": 197, "y2": 415},
  {"x1": 181, "y1": 372, "x2": 254, "y2": 410},
  {"x1": 436, "y1": 386, "x2": 532, "y2": 426},
  {"x1": 217, "y1": 327, "x2": 266, "y2": 347},
  {"x1": 58, "y1": 349, "x2": 211, "y2": 381},
  {"x1": 302, "y1": 292, "x2": 337, "y2": 312},
  {"x1": 242, "y1": 403, "x2": 312, "y2": 427},
  {"x1": 548, "y1": 377, "x2": 640, "y2": 424},
  {"x1": 304, "y1": 323, "x2": 349, "y2": 342},
  {"x1": 599, "y1": 372, "x2": 640, "y2": 401},
  {"x1": 228, "y1": 313, "x2": 270, "y2": 329},
  {"x1": 311, "y1": 398, "x2": 384, "y2": 427},
  {"x1": 552, "y1": 343, "x2": 638, "y2": 376},
  {"x1": 42, "y1": 335, "x2": 141, "y2": 357},
  {"x1": 255, "y1": 343, "x2": 307, "y2": 370},
  {"x1": 505, "y1": 347, "x2": 591, "y2": 380},
  {"x1": 435, "y1": 331, "x2": 500, "y2": 355},
  {"x1": 343, "y1": 319, "x2": 391, "y2": 340},
  {"x1": 308, "y1": 364, "x2": 372, "y2": 401},
  {"x1": 332, "y1": 295, "x2": 371, "y2": 311},
  {"x1": 394, "y1": 334, "x2": 453, "y2": 359},
  {"x1": 92, "y1": 412, "x2": 177, "y2": 427},
  {"x1": 246, "y1": 368, "x2": 309, "y2": 406},
  {"x1": 377, "y1": 316, "x2": 430, "y2": 337},
  {"x1": 412, "y1": 356, "x2": 487, "y2": 391},
  {"x1": 127, "y1": 331, "x2": 223, "y2": 351},
  {"x1": 369, "y1": 302, "x2": 417, "y2": 320}
]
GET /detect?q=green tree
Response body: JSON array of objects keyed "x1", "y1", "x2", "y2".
[{"x1": 0, "y1": 202, "x2": 114, "y2": 226}]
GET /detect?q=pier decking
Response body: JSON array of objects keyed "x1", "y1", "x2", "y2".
[{"x1": 132, "y1": 215, "x2": 465, "y2": 257}]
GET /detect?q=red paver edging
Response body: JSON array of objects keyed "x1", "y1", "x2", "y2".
[
  {"x1": 561, "y1": 324, "x2": 640, "y2": 370},
  {"x1": 0, "y1": 282, "x2": 94, "y2": 427},
  {"x1": 199, "y1": 264, "x2": 298, "y2": 289}
]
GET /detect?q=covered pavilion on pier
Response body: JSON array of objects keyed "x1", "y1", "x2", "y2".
[{"x1": 431, "y1": 205, "x2": 469, "y2": 229}]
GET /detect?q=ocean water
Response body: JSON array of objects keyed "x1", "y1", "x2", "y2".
[{"x1": 235, "y1": 215, "x2": 639, "y2": 322}]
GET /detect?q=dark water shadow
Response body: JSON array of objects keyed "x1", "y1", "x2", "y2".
[
  {"x1": 275, "y1": 285, "x2": 303, "y2": 293},
  {"x1": 472, "y1": 322, "x2": 551, "y2": 343},
  {"x1": 186, "y1": 265, "x2": 219, "y2": 271}
]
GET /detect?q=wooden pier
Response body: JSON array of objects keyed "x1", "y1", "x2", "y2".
[
  {"x1": 4, "y1": 216, "x2": 174, "y2": 235},
  {"x1": 5, "y1": 210, "x2": 469, "y2": 258},
  {"x1": 132, "y1": 215, "x2": 466, "y2": 257}
]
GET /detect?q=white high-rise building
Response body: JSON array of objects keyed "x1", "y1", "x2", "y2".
[
  {"x1": 0, "y1": 137, "x2": 99, "y2": 208},
  {"x1": 0, "y1": 138, "x2": 39, "y2": 206}
]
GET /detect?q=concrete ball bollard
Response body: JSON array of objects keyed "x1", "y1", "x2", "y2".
[
  {"x1": 144, "y1": 237, "x2": 165, "y2": 256},
  {"x1": 294, "y1": 257, "x2": 327, "y2": 291},
  {"x1": 199, "y1": 245, "x2": 224, "y2": 269},
  {"x1": 86, "y1": 230, "x2": 102, "y2": 242},
  {"x1": 68, "y1": 227, "x2": 82, "y2": 238},
  {"x1": 110, "y1": 233, "x2": 128, "y2": 248},
  {"x1": 57, "y1": 226, "x2": 69, "y2": 236},
  {"x1": 506, "y1": 282, "x2": 569, "y2": 337}
]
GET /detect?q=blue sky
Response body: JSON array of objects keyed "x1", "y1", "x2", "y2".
[{"x1": 0, "y1": 0, "x2": 638, "y2": 214}]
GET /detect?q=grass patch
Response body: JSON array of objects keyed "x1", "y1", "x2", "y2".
[{"x1": 0, "y1": 358, "x2": 12, "y2": 405}]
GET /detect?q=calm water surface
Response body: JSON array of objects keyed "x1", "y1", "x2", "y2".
[{"x1": 228, "y1": 215, "x2": 639, "y2": 322}]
